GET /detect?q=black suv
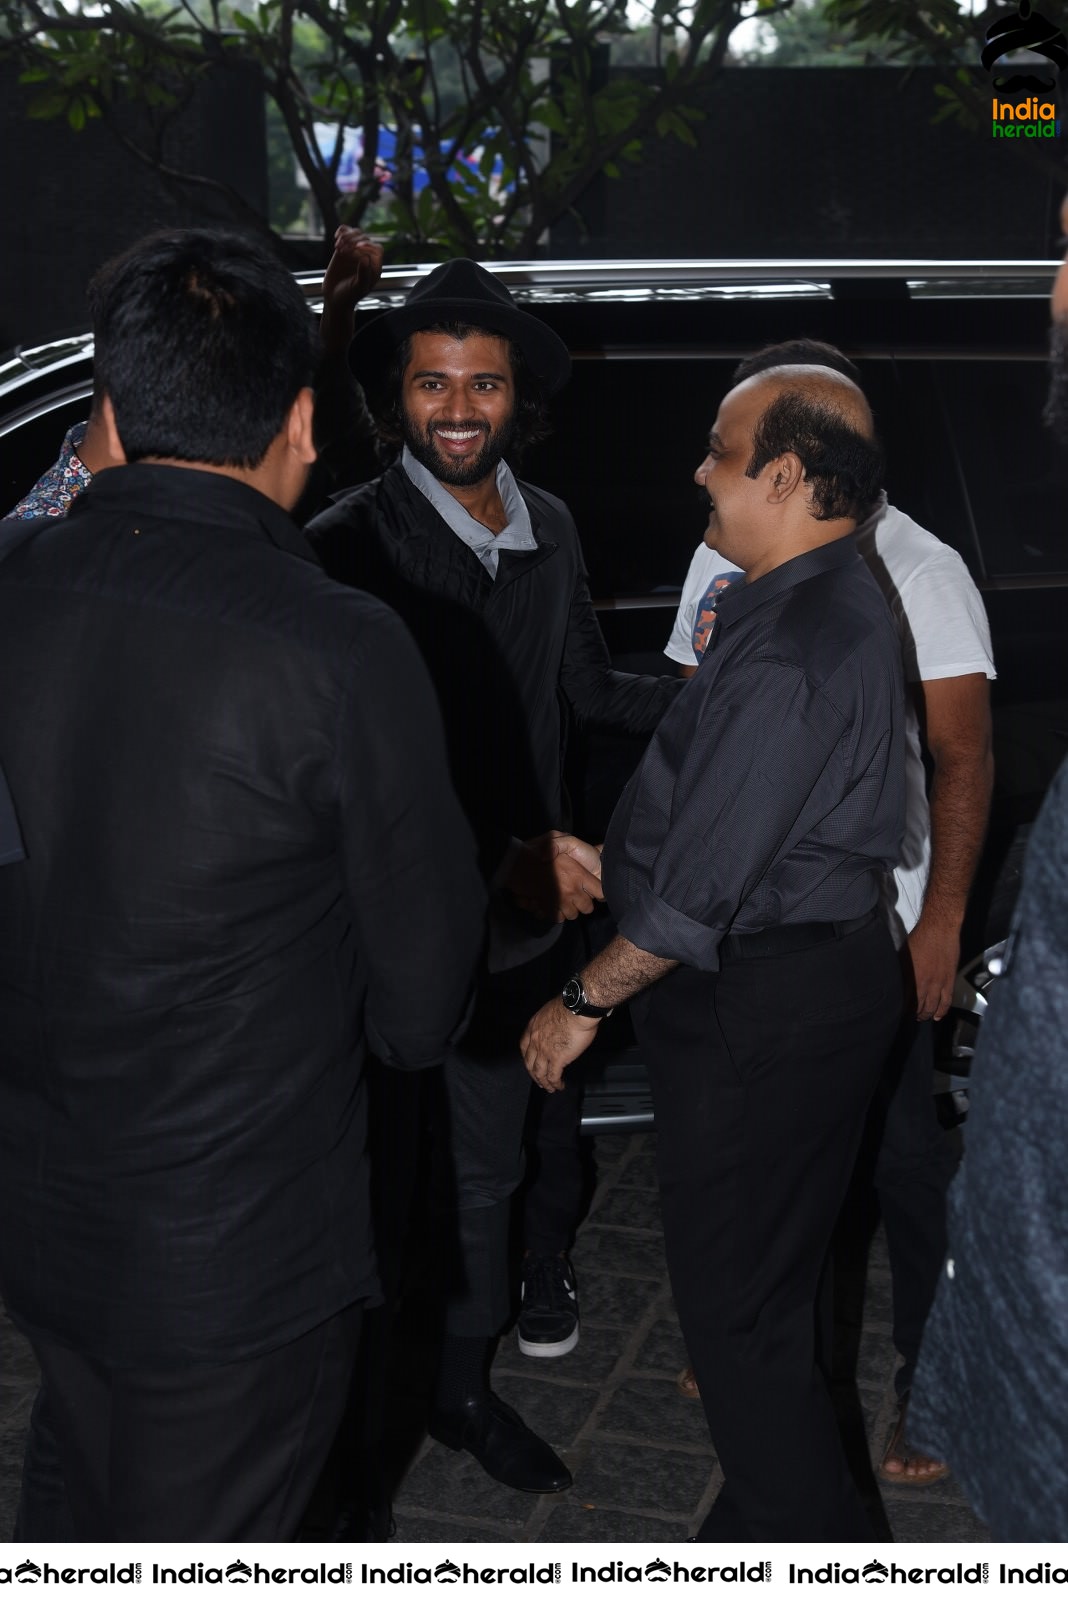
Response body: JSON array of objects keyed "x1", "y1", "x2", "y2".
[{"x1": 2, "y1": 258, "x2": 1064, "y2": 1126}]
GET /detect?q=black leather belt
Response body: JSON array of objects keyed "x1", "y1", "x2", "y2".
[{"x1": 718, "y1": 909, "x2": 877, "y2": 963}]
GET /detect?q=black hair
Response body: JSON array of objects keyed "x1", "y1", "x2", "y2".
[
  {"x1": 87, "y1": 229, "x2": 317, "y2": 468},
  {"x1": 732, "y1": 339, "x2": 863, "y2": 389},
  {"x1": 744, "y1": 390, "x2": 884, "y2": 522},
  {"x1": 363, "y1": 320, "x2": 551, "y2": 460}
]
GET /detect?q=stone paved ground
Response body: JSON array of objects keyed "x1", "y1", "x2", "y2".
[{"x1": 0, "y1": 1133, "x2": 988, "y2": 1545}]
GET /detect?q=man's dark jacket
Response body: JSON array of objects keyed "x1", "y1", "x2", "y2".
[
  {"x1": 0, "y1": 464, "x2": 485, "y2": 1367},
  {"x1": 308, "y1": 461, "x2": 681, "y2": 877}
]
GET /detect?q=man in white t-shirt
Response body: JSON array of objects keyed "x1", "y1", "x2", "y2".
[{"x1": 667, "y1": 340, "x2": 995, "y2": 1486}]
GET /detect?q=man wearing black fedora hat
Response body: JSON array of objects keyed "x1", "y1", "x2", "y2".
[{"x1": 308, "y1": 258, "x2": 681, "y2": 1495}]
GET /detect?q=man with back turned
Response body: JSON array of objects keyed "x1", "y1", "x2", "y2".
[{"x1": 0, "y1": 228, "x2": 484, "y2": 1539}]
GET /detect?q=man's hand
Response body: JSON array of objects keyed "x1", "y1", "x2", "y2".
[
  {"x1": 320, "y1": 226, "x2": 384, "y2": 353},
  {"x1": 521, "y1": 997, "x2": 600, "y2": 1092},
  {"x1": 540, "y1": 830, "x2": 603, "y2": 877},
  {"x1": 505, "y1": 832, "x2": 605, "y2": 922},
  {"x1": 907, "y1": 917, "x2": 960, "y2": 1022}
]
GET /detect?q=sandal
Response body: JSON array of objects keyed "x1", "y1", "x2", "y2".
[
  {"x1": 877, "y1": 1397, "x2": 950, "y2": 1486},
  {"x1": 676, "y1": 1363, "x2": 700, "y2": 1399}
]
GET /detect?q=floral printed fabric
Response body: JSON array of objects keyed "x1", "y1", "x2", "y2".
[{"x1": 8, "y1": 422, "x2": 91, "y2": 519}]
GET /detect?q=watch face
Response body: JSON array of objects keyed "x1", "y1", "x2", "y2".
[{"x1": 561, "y1": 976, "x2": 583, "y2": 1011}]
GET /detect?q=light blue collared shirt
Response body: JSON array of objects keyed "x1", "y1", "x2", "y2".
[{"x1": 401, "y1": 445, "x2": 537, "y2": 577}]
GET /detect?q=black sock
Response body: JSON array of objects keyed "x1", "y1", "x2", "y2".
[{"x1": 435, "y1": 1334, "x2": 492, "y2": 1411}]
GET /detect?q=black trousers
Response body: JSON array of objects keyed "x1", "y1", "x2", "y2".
[
  {"x1": 638, "y1": 919, "x2": 902, "y2": 1542},
  {"x1": 439, "y1": 953, "x2": 554, "y2": 1337},
  {"x1": 521, "y1": 1070, "x2": 585, "y2": 1258},
  {"x1": 28, "y1": 1306, "x2": 361, "y2": 1541}
]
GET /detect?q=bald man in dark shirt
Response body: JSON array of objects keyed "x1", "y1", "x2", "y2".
[{"x1": 523, "y1": 367, "x2": 907, "y2": 1541}]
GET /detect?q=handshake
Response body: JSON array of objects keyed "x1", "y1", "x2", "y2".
[{"x1": 503, "y1": 830, "x2": 605, "y2": 924}]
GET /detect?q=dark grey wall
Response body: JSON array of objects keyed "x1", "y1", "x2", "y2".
[
  {"x1": 1, "y1": 58, "x2": 268, "y2": 349},
  {"x1": 553, "y1": 67, "x2": 1060, "y2": 258}
]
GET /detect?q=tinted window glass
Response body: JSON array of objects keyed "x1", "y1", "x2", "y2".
[{"x1": 935, "y1": 360, "x2": 1068, "y2": 579}]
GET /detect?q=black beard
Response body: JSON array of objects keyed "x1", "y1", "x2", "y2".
[
  {"x1": 402, "y1": 411, "x2": 517, "y2": 487},
  {"x1": 1043, "y1": 320, "x2": 1068, "y2": 448}
]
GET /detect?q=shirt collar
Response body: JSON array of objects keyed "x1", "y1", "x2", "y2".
[
  {"x1": 9, "y1": 421, "x2": 92, "y2": 521},
  {"x1": 713, "y1": 535, "x2": 861, "y2": 628},
  {"x1": 400, "y1": 445, "x2": 536, "y2": 576},
  {"x1": 63, "y1": 421, "x2": 89, "y2": 469},
  {"x1": 70, "y1": 463, "x2": 320, "y2": 566}
]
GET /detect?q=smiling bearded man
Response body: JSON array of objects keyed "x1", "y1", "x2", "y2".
[{"x1": 307, "y1": 259, "x2": 683, "y2": 1496}]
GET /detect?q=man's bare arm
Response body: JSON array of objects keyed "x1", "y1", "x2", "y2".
[
  {"x1": 521, "y1": 935, "x2": 678, "y2": 1092},
  {"x1": 910, "y1": 672, "x2": 994, "y2": 1022},
  {"x1": 319, "y1": 226, "x2": 384, "y2": 353}
]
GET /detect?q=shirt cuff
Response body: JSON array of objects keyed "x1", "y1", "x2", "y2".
[{"x1": 615, "y1": 881, "x2": 725, "y2": 973}]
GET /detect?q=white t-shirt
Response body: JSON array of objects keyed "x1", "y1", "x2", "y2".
[{"x1": 664, "y1": 496, "x2": 996, "y2": 940}]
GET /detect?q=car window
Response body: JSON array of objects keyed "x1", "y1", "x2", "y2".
[{"x1": 934, "y1": 359, "x2": 1068, "y2": 581}]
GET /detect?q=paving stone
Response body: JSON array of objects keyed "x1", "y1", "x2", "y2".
[
  {"x1": 883, "y1": 1492, "x2": 991, "y2": 1543},
  {"x1": 614, "y1": 1149, "x2": 660, "y2": 1191},
  {"x1": 389, "y1": 1514, "x2": 520, "y2": 1544},
  {"x1": 570, "y1": 1227, "x2": 667, "y2": 1281},
  {"x1": 0, "y1": 1322, "x2": 38, "y2": 1389},
  {"x1": 587, "y1": 1137, "x2": 632, "y2": 1179},
  {"x1": 395, "y1": 1441, "x2": 551, "y2": 1527},
  {"x1": 597, "y1": 1379, "x2": 714, "y2": 1450},
  {"x1": 0, "y1": 1422, "x2": 28, "y2": 1540},
  {"x1": 858, "y1": 1267, "x2": 895, "y2": 1326},
  {"x1": 539, "y1": 1502, "x2": 691, "y2": 1543},
  {"x1": 867, "y1": 1226, "x2": 891, "y2": 1270},
  {"x1": 633, "y1": 1318, "x2": 689, "y2": 1378},
  {"x1": 577, "y1": 1271, "x2": 662, "y2": 1331},
  {"x1": 570, "y1": 1438, "x2": 718, "y2": 1519},
  {"x1": 850, "y1": 1327, "x2": 901, "y2": 1389},
  {"x1": 491, "y1": 1373, "x2": 600, "y2": 1450},
  {"x1": 496, "y1": 1325, "x2": 631, "y2": 1386},
  {"x1": 854, "y1": 1384, "x2": 888, "y2": 1428},
  {"x1": 586, "y1": 1187, "x2": 664, "y2": 1233},
  {"x1": 0, "y1": 1388, "x2": 32, "y2": 1436}
]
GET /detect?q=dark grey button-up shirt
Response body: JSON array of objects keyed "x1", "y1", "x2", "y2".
[{"x1": 602, "y1": 538, "x2": 905, "y2": 971}]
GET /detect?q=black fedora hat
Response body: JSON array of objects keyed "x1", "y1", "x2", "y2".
[{"x1": 349, "y1": 258, "x2": 571, "y2": 395}]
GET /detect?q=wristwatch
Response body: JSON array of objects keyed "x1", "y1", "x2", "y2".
[{"x1": 561, "y1": 974, "x2": 614, "y2": 1019}]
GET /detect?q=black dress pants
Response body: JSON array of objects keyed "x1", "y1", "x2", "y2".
[
  {"x1": 522, "y1": 1069, "x2": 585, "y2": 1258},
  {"x1": 29, "y1": 1305, "x2": 361, "y2": 1541},
  {"x1": 637, "y1": 919, "x2": 902, "y2": 1542},
  {"x1": 439, "y1": 952, "x2": 554, "y2": 1337}
]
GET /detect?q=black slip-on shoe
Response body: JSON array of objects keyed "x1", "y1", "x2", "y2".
[{"x1": 428, "y1": 1390, "x2": 572, "y2": 1494}]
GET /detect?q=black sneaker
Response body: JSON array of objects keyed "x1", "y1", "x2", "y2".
[{"x1": 517, "y1": 1253, "x2": 579, "y2": 1358}]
